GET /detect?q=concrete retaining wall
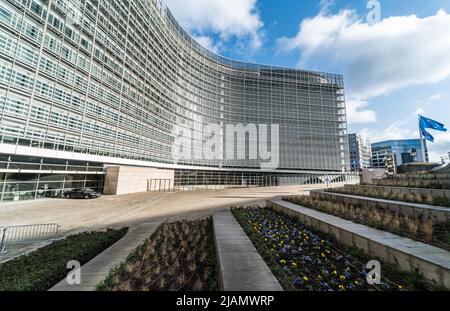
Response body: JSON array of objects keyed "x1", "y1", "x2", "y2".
[
  {"x1": 310, "y1": 190, "x2": 450, "y2": 222},
  {"x1": 104, "y1": 166, "x2": 174, "y2": 195},
  {"x1": 268, "y1": 199, "x2": 450, "y2": 289}
]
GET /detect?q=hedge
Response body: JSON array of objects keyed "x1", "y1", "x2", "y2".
[{"x1": 0, "y1": 227, "x2": 128, "y2": 291}]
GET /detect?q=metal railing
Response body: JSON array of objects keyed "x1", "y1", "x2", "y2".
[
  {"x1": 0, "y1": 227, "x2": 5, "y2": 253},
  {"x1": 0, "y1": 223, "x2": 60, "y2": 253}
]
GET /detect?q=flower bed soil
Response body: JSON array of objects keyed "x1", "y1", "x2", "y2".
[
  {"x1": 98, "y1": 218, "x2": 219, "y2": 291},
  {"x1": 232, "y1": 207, "x2": 437, "y2": 291}
]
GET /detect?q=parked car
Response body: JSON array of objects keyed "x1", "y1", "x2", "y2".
[
  {"x1": 64, "y1": 188, "x2": 102, "y2": 199},
  {"x1": 37, "y1": 186, "x2": 60, "y2": 198}
]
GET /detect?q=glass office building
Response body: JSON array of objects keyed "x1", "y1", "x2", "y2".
[
  {"x1": 0, "y1": 0, "x2": 352, "y2": 201},
  {"x1": 371, "y1": 139, "x2": 429, "y2": 168}
]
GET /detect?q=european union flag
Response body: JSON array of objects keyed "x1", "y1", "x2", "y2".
[
  {"x1": 421, "y1": 128, "x2": 435, "y2": 142},
  {"x1": 419, "y1": 116, "x2": 447, "y2": 142}
]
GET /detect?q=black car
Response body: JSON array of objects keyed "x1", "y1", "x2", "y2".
[{"x1": 64, "y1": 188, "x2": 102, "y2": 199}]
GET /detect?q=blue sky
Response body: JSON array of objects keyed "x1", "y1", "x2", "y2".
[{"x1": 165, "y1": 0, "x2": 450, "y2": 162}]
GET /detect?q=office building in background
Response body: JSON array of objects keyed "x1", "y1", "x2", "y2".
[
  {"x1": 348, "y1": 134, "x2": 372, "y2": 171},
  {"x1": 371, "y1": 139, "x2": 429, "y2": 168}
]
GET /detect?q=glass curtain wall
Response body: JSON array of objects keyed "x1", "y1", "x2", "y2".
[{"x1": 0, "y1": 0, "x2": 348, "y2": 172}]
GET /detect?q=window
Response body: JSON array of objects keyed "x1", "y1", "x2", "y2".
[
  {"x1": 64, "y1": 26, "x2": 72, "y2": 38},
  {"x1": 25, "y1": 23, "x2": 42, "y2": 42},
  {"x1": 0, "y1": 6, "x2": 12, "y2": 23},
  {"x1": 14, "y1": 71, "x2": 33, "y2": 91},
  {"x1": 29, "y1": 1, "x2": 46, "y2": 19},
  {"x1": 0, "y1": 31, "x2": 17, "y2": 56},
  {"x1": 19, "y1": 45, "x2": 39, "y2": 66}
]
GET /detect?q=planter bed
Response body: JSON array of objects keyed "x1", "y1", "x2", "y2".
[
  {"x1": 336, "y1": 184, "x2": 450, "y2": 207},
  {"x1": 0, "y1": 228, "x2": 128, "y2": 291},
  {"x1": 285, "y1": 195, "x2": 450, "y2": 251},
  {"x1": 232, "y1": 207, "x2": 435, "y2": 291},
  {"x1": 314, "y1": 190, "x2": 450, "y2": 223},
  {"x1": 98, "y1": 218, "x2": 219, "y2": 291},
  {"x1": 391, "y1": 173, "x2": 450, "y2": 179},
  {"x1": 373, "y1": 176, "x2": 450, "y2": 190}
]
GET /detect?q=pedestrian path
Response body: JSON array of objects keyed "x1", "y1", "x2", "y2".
[{"x1": 213, "y1": 210, "x2": 283, "y2": 291}]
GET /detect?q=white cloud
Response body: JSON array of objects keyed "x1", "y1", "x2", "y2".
[
  {"x1": 346, "y1": 98, "x2": 377, "y2": 124},
  {"x1": 414, "y1": 93, "x2": 448, "y2": 119},
  {"x1": 417, "y1": 93, "x2": 447, "y2": 106},
  {"x1": 319, "y1": 0, "x2": 335, "y2": 14},
  {"x1": 429, "y1": 94, "x2": 445, "y2": 102},
  {"x1": 427, "y1": 132, "x2": 450, "y2": 162},
  {"x1": 277, "y1": 9, "x2": 450, "y2": 124},
  {"x1": 359, "y1": 121, "x2": 418, "y2": 143},
  {"x1": 165, "y1": 0, "x2": 263, "y2": 50},
  {"x1": 193, "y1": 36, "x2": 220, "y2": 53},
  {"x1": 434, "y1": 132, "x2": 450, "y2": 143}
]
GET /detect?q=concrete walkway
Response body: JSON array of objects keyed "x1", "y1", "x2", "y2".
[
  {"x1": 49, "y1": 221, "x2": 161, "y2": 291},
  {"x1": 213, "y1": 210, "x2": 283, "y2": 291},
  {"x1": 270, "y1": 198, "x2": 450, "y2": 288}
]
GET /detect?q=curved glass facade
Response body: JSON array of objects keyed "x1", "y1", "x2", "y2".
[{"x1": 0, "y1": 0, "x2": 348, "y2": 174}]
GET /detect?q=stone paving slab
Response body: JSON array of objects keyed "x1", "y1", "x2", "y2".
[
  {"x1": 270, "y1": 198, "x2": 450, "y2": 288},
  {"x1": 49, "y1": 221, "x2": 161, "y2": 291},
  {"x1": 213, "y1": 210, "x2": 283, "y2": 291}
]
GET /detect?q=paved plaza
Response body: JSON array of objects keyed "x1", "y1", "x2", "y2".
[
  {"x1": 0, "y1": 184, "x2": 345, "y2": 262},
  {"x1": 0, "y1": 184, "x2": 343, "y2": 234}
]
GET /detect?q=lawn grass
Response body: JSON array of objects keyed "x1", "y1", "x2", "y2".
[{"x1": 0, "y1": 227, "x2": 128, "y2": 291}]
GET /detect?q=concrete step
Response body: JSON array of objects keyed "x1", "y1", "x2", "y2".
[
  {"x1": 213, "y1": 210, "x2": 283, "y2": 291},
  {"x1": 310, "y1": 190, "x2": 450, "y2": 222},
  {"x1": 49, "y1": 221, "x2": 161, "y2": 291},
  {"x1": 268, "y1": 199, "x2": 450, "y2": 289}
]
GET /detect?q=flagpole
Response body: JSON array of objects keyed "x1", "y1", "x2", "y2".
[{"x1": 418, "y1": 114, "x2": 427, "y2": 163}]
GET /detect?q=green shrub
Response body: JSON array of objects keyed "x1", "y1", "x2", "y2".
[{"x1": 0, "y1": 227, "x2": 128, "y2": 291}]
